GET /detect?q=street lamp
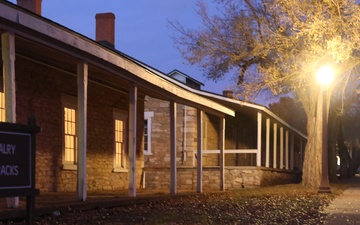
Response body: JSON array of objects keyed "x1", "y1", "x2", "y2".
[{"x1": 316, "y1": 65, "x2": 334, "y2": 194}]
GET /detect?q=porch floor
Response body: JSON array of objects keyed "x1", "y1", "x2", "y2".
[{"x1": 0, "y1": 189, "x2": 199, "y2": 221}]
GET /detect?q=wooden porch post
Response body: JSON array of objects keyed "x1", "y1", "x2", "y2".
[
  {"x1": 300, "y1": 140, "x2": 304, "y2": 171},
  {"x1": 273, "y1": 123, "x2": 277, "y2": 169},
  {"x1": 265, "y1": 118, "x2": 270, "y2": 168},
  {"x1": 2, "y1": 32, "x2": 16, "y2": 123},
  {"x1": 128, "y1": 83, "x2": 137, "y2": 197},
  {"x1": 2, "y1": 32, "x2": 19, "y2": 208},
  {"x1": 285, "y1": 130, "x2": 289, "y2": 170},
  {"x1": 280, "y1": 127, "x2": 284, "y2": 169},
  {"x1": 290, "y1": 133, "x2": 294, "y2": 170},
  {"x1": 77, "y1": 62, "x2": 88, "y2": 201},
  {"x1": 197, "y1": 109, "x2": 203, "y2": 193},
  {"x1": 170, "y1": 101, "x2": 177, "y2": 194},
  {"x1": 257, "y1": 112, "x2": 262, "y2": 166},
  {"x1": 219, "y1": 117, "x2": 225, "y2": 191}
]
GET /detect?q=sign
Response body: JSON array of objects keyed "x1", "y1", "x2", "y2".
[
  {"x1": 0, "y1": 131, "x2": 31, "y2": 189},
  {"x1": 0, "y1": 119, "x2": 40, "y2": 225}
]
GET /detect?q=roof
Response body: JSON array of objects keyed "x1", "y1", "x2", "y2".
[
  {"x1": 0, "y1": 1, "x2": 234, "y2": 117},
  {"x1": 168, "y1": 69, "x2": 204, "y2": 87},
  {"x1": 194, "y1": 89, "x2": 307, "y2": 140},
  {"x1": 146, "y1": 65, "x2": 306, "y2": 139}
]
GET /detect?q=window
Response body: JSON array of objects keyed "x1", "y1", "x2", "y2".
[
  {"x1": 202, "y1": 121, "x2": 208, "y2": 150},
  {"x1": 0, "y1": 92, "x2": 4, "y2": 122},
  {"x1": 64, "y1": 107, "x2": 77, "y2": 163},
  {"x1": 114, "y1": 119, "x2": 125, "y2": 168},
  {"x1": 144, "y1": 120, "x2": 148, "y2": 151},
  {"x1": 144, "y1": 111, "x2": 154, "y2": 155},
  {"x1": 62, "y1": 95, "x2": 77, "y2": 170},
  {"x1": 113, "y1": 109, "x2": 128, "y2": 172}
]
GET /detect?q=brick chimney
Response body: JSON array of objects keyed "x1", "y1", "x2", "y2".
[
  {"x1": 17, "y1": 0, "x2": 42, "y2": 15},
  {"x1": 95, "y1": 13, "x2": 115, "y2": 48},
  {"x1": 223, "y1": 90, "x2": 234, "y2": 98}
]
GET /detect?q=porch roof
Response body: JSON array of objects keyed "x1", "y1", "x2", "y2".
[
  {"x1": 195, "y1": 91, "x2": 307, "y2": 140},
  {"x1": 0, "y1": 1, "x2": 234, "y2": 117}
]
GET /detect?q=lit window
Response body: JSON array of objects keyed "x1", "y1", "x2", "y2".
[
  {"x1": 62, "y1": 95, "x2": 77, "y2": 170},
  {"x1": 115, "y1": 119, "x2": 125, "y2": 168},
  {"x1": 113, "y1": 109, "x2": 128, "y2": 172},
  {"x1": 0, "y1": 92, "x2": 4, "y2": 122},
  {"x1": 144, "y1": 111, "x2": 154, "y2": 155},
  {"x1": 64, "y1": 107, "x2": 77, "y2": 166}
]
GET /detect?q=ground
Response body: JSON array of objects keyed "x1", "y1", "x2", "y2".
[{"x1": 0, "y1": 184, "x2": 343, "y2": 225}]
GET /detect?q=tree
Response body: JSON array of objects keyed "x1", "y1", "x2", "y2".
[
  {"x1": 268, "y1": 96, "x2": 307, "y2": 135},
  {"x1": 326, "y1": 69, "x2": 360, "y2": 181},
  {"x1": 337, "y1": 88, "x2": 360, "y2": 179},
  {"x1": 173, "y1": 0, "x2": 360, "y2": 188}
]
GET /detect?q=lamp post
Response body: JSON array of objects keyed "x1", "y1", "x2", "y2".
[{"x1": 316, "y1": 65, "x2": 334, "y2": 194}]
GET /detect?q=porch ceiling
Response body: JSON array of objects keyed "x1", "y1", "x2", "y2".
[{"x1": 14, "y1": 35, "x2": 131, "y2": 96}]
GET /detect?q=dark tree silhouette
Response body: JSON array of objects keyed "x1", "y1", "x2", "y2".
[{"x1": 268, "y1": 96, "x2": 307, "y2": 135}]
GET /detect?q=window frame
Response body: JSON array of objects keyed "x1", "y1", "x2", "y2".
[
  {"x1": 61, "y1": 94, "x2": 78, "y2": 170},
  {"x1": 144, "y1": 111, "x2": 154, "y2": 155},
  {"x1": 113, "y1": 109, "x2": 128, "y2": 173}
]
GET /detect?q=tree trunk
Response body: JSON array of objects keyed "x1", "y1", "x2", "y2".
[
  {"x1": 301, "y1": 92, "x2": 323, "y2": 188},
  {"x1": 301, "y1": 117, "x2": 323, "y2": 187}
]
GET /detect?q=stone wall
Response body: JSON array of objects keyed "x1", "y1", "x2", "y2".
[
  {"x1": 202, "y1": 114, "x2": 220, "y2": 167},
  {"x1": 225, "y1": 167, "x2": 296, "y2": 189},
  {"x1": 143, "y1": 167, "x2": 298, "y2": 191},
  {"x1": 144, "y1": 98, "x2": 200, "y2": 168},
  {"x1": 143, "y1": 167, "x2": 220, "y2": 190},
  {"x1": 143, "y1": 96, "x2": 300, "y2": 191},
  {"x1": 144, "y1": 96, "x2": 264, "y2": 170},
  {"x1": 14, "y1": 56, "x2": 144, "y2": 192}
]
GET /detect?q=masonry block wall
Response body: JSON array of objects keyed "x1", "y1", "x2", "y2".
[
  {"x1": 224, "y1": 113, "x2": 257, "y2": 166},
  {"x1": 15, "y1": 56, "x2": 144, "y2": 192},
  {"x1": 144, "y1": 96, "x2": 199, "y2": 168},
  {"x1": 144, "y1": 167, "x2": 220, "y2": 190},
  {"x1": 146, "y1": 96, "x2": 260, "y2": 190},
  {"x1": 144, "y1": 167, "x2": 296, "y2": 190},
  {"x1": 176, "y1": 105, "x2": 198, "y2": 167},
  {"x1": 146, "y1": 95, "x2": 253, "y2": 170},
  {"x1": 143, "y1": 94, "x2": 301, "y2": 190},
  {"x1": 144, "y1": 96, "x2": 172, "y2": 167},
  {"x1": 202, "y1": 112, "x2": 258, "y2": 167},
  {"x1": 202, "y1": 113, "x2": 220, "y2": 166}
]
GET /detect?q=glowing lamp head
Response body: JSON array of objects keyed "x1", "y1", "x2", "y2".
[{"x1": 316, "y1": 65, "x2": 335, "y2": 87}]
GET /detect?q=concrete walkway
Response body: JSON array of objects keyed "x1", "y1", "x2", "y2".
[{"x1": 324, "y1": 175, "x2": 360, "y2": 225}]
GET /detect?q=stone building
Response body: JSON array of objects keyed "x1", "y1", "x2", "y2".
[
  {"x1": 144, "y1": 70, "x2": 307, "y2": 191},
  {"x1": 0, "y1": 0, "x2": 234, "y2": 203}
]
